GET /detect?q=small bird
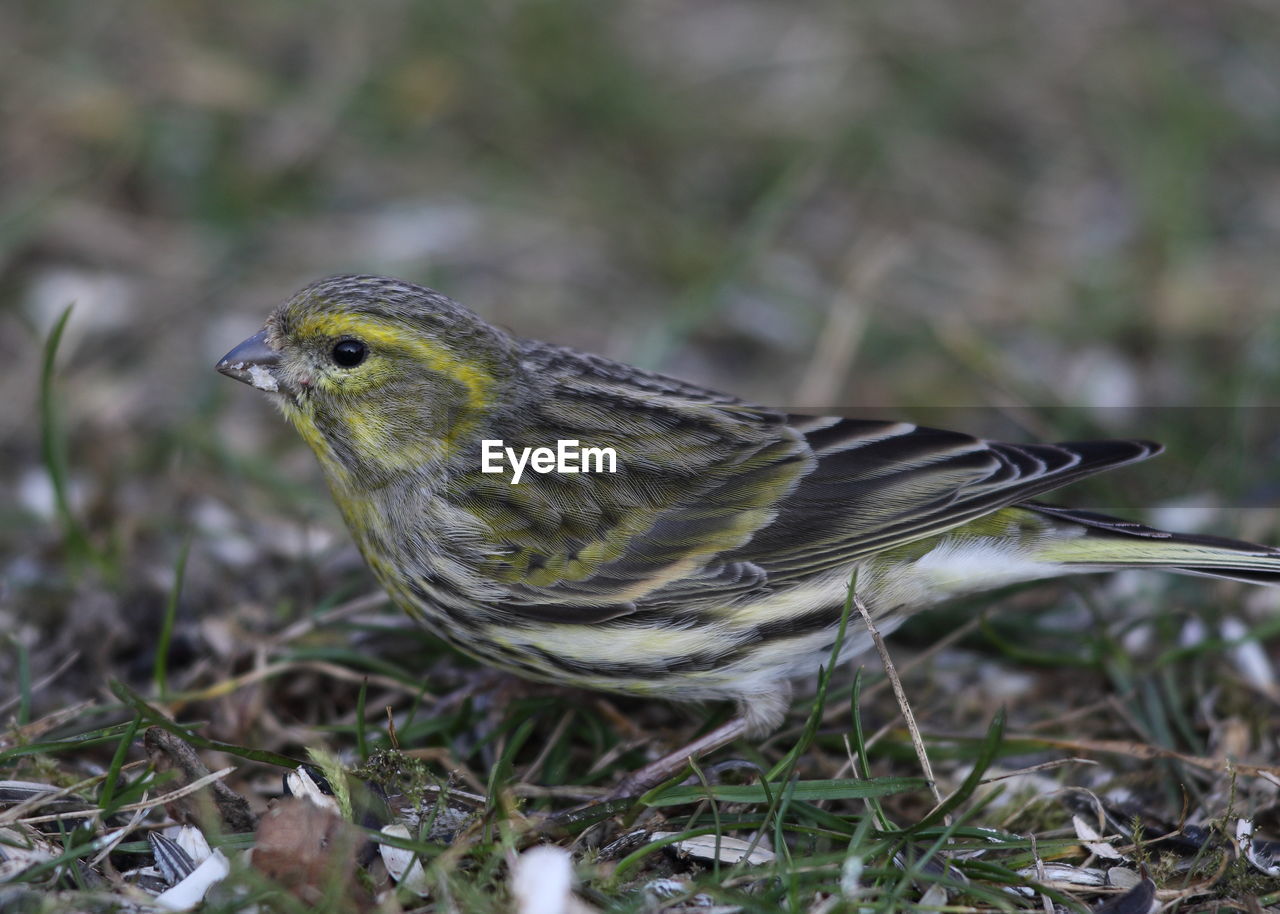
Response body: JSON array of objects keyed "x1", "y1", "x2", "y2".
[{"x1": 218, "y1": 274, "x2": 1280, "y2": 793}]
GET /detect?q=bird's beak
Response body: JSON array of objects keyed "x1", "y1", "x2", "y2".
[{"x1": 216, "y1": 329, "x2": 283, "y2": 393}]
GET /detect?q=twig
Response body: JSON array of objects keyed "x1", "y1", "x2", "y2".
[
  {"x1": 9, "y1": 767, "x2": 236, "y2": 827},
  {"x1": 267, "y1": 591, "x2": 391, "y2": 647},
  {"x1": 820, "y1": 615, "x2": 983, "y2": 729},
  {"x1": 855, "y1": 595, "x2": 943, "y2": 808}
]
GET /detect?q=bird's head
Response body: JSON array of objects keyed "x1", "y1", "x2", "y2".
[{"x1": 217, "y1": 274, "x2": 519, "y2": 488}]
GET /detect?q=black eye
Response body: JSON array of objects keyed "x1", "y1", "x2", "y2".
[{"x1": 332, "y1": 339, "x2": 366, "y2": 367}]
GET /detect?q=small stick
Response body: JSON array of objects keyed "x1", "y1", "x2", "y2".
[{"x1": 855, "y1": 595, "x2": 943, "y2": 808}]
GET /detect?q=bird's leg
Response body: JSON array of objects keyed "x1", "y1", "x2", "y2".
[
  {"x1": 607, "y1": 715, "x2": 752, "y2": 799},
  {"x1": 607, "y1": 685, "x2": 791, "y2": 800}
]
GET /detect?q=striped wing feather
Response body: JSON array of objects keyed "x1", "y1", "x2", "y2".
[
  {"x1": 469, "y1": 398, "x2": 1160, "y2": 616},
  {"x1": 459, "y1": 375, "x2": 813, "y2": 616},
  {"x1": 721, "y1": 418, "x2": 1161, "y2": 584},
  {"x1": 482, "y1": 341, "x2": 1163, "y2": 617}
]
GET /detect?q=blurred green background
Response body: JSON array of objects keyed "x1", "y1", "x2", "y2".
[{"x1": 3, "y1": 0, "x2": 1279, "y2": 699}]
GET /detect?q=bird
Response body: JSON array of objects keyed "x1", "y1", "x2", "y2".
[{"x1": 217, "y1": 274, "x2": 1280, "y2": 795}]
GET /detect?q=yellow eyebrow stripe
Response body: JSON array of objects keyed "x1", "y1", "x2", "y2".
[{"x1": 295, "y1": 312, "x2": 494, "y2": 410}]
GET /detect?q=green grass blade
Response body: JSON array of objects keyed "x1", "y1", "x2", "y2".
[
  {"x1": 355, "y1": 677, "x2": 369, "y2": 763},
  {"x1": 38, "y1": 304, "x2": 95, "y2": 566},
  {"x1": 111, "y1": 679, "x2": 302, "y2": 769},
  {"x1": 915, "y1": 708, "x2": 1006, "y2": 831},
  {"x1": 767, "y1": 571, "x2": 859, "y2": 781},
  {"x1": 96, "y1": 714, "x2": 142, "y2": 815},
  {"x1": 8, "y1": 635, "x2": 32, "y2": 726},
  {"x1": 152, "y1": 535, "x2": 190, "y2": 698}
]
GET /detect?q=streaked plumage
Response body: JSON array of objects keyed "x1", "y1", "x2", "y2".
[{"x1": 218, "y1": 274, "x2": 1280, "y2": 736}]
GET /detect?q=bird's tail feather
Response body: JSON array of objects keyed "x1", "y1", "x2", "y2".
[{"x1": 1026, "y1": 502, "x2": 1280, "y2": 586}]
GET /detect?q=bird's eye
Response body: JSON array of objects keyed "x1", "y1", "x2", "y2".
[{"x1": 332, "y1": 339, "x2": 367, "y2": 368}]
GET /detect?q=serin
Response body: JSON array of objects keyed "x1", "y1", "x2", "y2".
[{"x1": 217, "y1": 275, "x2": 1280, "y2": 792}]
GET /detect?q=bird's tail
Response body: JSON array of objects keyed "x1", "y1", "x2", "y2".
[{"x1": 1026, "y1": 503, "x2": 1280, "y2": 586}]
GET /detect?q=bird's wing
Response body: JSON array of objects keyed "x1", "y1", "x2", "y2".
[
  {"x1": 461, "y1": 340, "x2": 1160, "y2": 618},
  {"x1": 725, "y1": 417, "x2": 1161, "y2": 582},
  {"x1": 454, "y1": 368, "x2": 813, "y2": 616}
]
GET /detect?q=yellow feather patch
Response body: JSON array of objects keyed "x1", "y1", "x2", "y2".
[
  {"x1": 487, "y1": 620, "x2": 728, "y2": 667},
  {"x1": 279, "y1": 399, "x2": 344, "y2": 475},
  {"x1": 286, "y1": 311, "x2": 498, "y2": 472},
  {"x1": 294, "y1": 312, "x2": 494, "y2": 411},
  {"x1": 712, "y1": 568, "x2": 854, "y2": 628}
]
